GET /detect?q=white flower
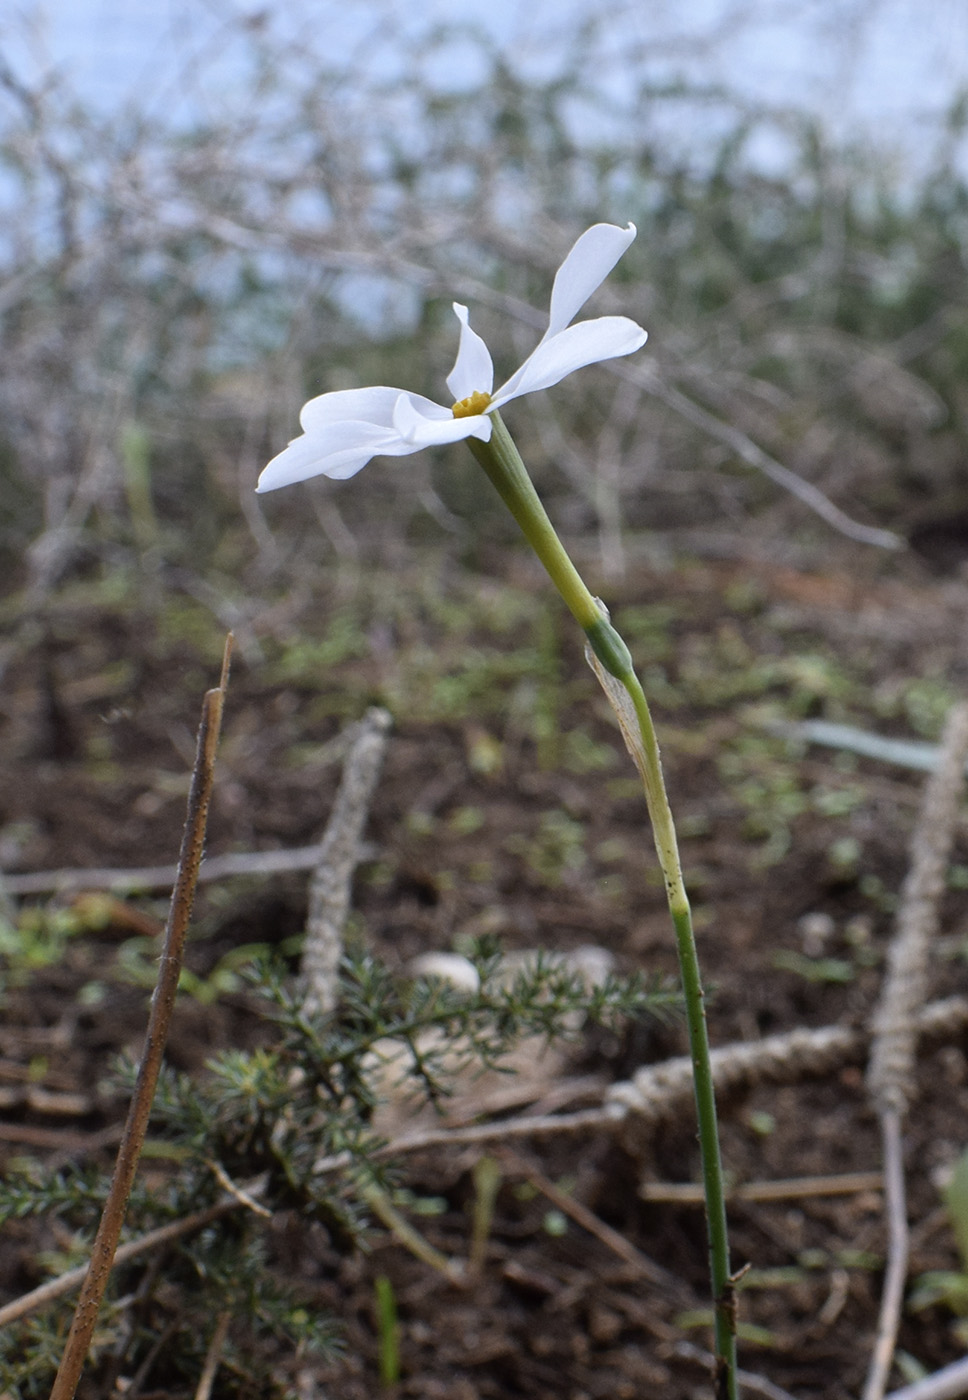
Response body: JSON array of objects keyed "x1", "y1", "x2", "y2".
[{"x1": 256, "y1": 222, "x2": 647, "y2": 493}]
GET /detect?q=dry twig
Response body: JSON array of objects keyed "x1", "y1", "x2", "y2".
[
  {"x1": 613, "y1": 360, "x2": 903, "y2": 551},
  {"x1": 1, "y1": 720, "x2": 374, "y2": 898},
  {"x1": 7, "y1": 994, "x2": 968, "y2": 1336},
  {"x1": 885, "y1": 1355, "x2": 968, "y2": 1400},
  {"x1": 506, "y1": 1153, "x2": 692, "y2": 1302},
  {"x1": 863, "y1": 701, "x2": 968, "y2": 1400},
  {"x1": 0, "y1": 1196, "x2": 252, "y2": 1331},
  {"x1": 868, "y1": 702, "x2": 968, "y2": 1114},
  {"x1": 640, "y1": 1171, "x2": 884, "y2": 1205},
  {"x1": 48, "y1": 636, "x2": 232, "y2": 1400},
  {"x1": 0, "y1": 843, "x2": 332, "y2": 897},
  {"x1": 673, "y1": 1341, "x2": 800, "y2": 1400},
  {"x1": 193, "y1": 1310, "x2": 231, "y2": 1400},
  {"x1": 301, "y1": 706, "x2": 392, "y2": 1016},
  {"x1": 608, "y1": 996, "x2": 968, "y2": 1133}
]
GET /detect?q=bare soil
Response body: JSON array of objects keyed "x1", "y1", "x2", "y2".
[{"x1": 2, "y1": 541, "x2": 968, "y2": 1399}]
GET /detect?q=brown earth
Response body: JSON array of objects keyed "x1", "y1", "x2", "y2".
[{"x1": 2, "y1": 540, "x2": 968, "y2": 1399}]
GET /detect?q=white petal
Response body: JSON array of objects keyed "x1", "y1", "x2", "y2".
[
  {"x1": 445, "y1": 304, "x2": 494, "y2": 401},
  {"x1": 546, "y1": 222, "x2": 638, "y2": 338},
  {"x1": 493, "y1": 317, "x2": 647, "y2": 405},
  {"x1": 393, "y1": 391, "x2": 492, "y2": 447},
  {"x1": 256, "y1": 419, "x2": 413, "y2": 491},
  {"x1": 397, "y1": 391, "x2": 461, "y2": 423},
  {"x1": 300, "y1": 385, "x2": 413, "y2": 433}
]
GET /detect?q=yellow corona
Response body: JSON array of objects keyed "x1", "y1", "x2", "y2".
[{"x1": 451, "y1": 390, "x2": 492, "y2": 418}]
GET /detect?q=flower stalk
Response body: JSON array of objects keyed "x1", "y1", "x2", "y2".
[
  {"x1": 255, "y1": 218, "x2": 737, "y2": 1393},
  {"x1": 467, "y1": 413, "x2": 738, "y2": 1399}
]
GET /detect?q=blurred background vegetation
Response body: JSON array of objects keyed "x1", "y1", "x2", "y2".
[
  {"x1": 4, "y1": 12, "x2": 968, "y2": 1386},
  {"x1": 3, "y1": 0, "x2": 968, "y2": 621}
]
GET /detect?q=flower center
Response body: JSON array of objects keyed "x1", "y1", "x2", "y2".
[{"x1": 451, "y1": 390, "x2": 492, "y2": 419}]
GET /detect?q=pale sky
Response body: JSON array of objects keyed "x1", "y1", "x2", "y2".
[{"x1": 5, "y1": 0, "x2": 968, "y2": 172}]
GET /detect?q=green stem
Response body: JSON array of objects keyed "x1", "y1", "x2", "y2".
[
  {"x1": 624, "y1": 672, "x2": 737, "y2": 1398},
  {"x1": 465, "y1": 413, "x2": 602, "y2": 634},
  {"x1": 466, "y1": 412, "x2": 738, "y2": 1398}
]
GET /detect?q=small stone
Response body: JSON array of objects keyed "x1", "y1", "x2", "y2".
[
  {"x1": 408, "y1": 952, "x2": 480, "y2": 993},
  {"x1": 797, "y1": 911, "x2": 836, "y2": 956}
]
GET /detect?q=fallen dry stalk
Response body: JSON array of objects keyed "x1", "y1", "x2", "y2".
[
  {"x1": 193, "y1": 1310, "x2": 232, "y2": 1400},
  {"x1": 609, "y1": 996, "x2": 968, "y2": 1134},
  {"x1": 672, "y1": 1341, "x2": 800, "y2": 1400},
  {"x1": 868, "y1": 701, "x2": 968, "y2": 1117},
  {"x1": 1, "y1": 843, "x2": 331, "y2": 897},
  {"x1": 48, "y1": 635, "x2": 232, "y2": 1400},
  {"x1": 863, "y1": 701, "x2": 968, "y2": 1400},
  {"x1": 639, "y1": 1171, "x2": 884, "y2": 1205},
  {"x1": 506, "y1": 1152, "x2": 692, "y2": 1302},
  {"x1": 4, "y1": 995, "x2": 967, "y2": 1336},
  {"x1": 0, "y1": 1196, "x2": 251, "y2": 1331},
  {"x1": 885, "y1": 1355, "x2": 968, "y2": 1400},
  {"x1": 302, "y1": 706, "x2": 391, "y2": 1016},
  {"x1": 1, "y1": 720, "x2": 375, "y2": 898}
]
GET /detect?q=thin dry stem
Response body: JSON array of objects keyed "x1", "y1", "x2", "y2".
[
  {"x1": 610, "y1": 996, "x2": 968, "y2": 1134},
  {"x1": 3, "y1": 720, "x2": 368, "y2": 898},
  {"x1": 2, "y1": 843, "x2": 334, "y2": 897},
  {"x1": 193, "y1": 1311, "x2": 231, "y2": 1400},
  {"x1": 885, "y1": 1355, "x2": 968, "y2": 1400},
  {"x1": 506, "y1": 1153, "x2": 692, "y2": 1303},
  {"x1": 614, "y1": 361, "x2": 903, "y2": 551},
  {"x1": 362, "y1": 1183, "x2": 464, "y2": 1284},
  {"x1": 863, "y1": 701, "x2": 968, "y2": 1400},
  {"x1": 868, "y1": 701, "x2": 968, "y2": 1116},
  {"x1": 206, "y1": 1160, "x2": 271, "y2": 1218},
  {"x1": 640, "y1": 1171, "x2": 884, "y2": 1204},
  {"x1": 5, "y1": 995, "x2": 967, "y2": 1336},
  {"x1": 48, "y1": 635, "x2": 232, "y2": 1400},
  {"x1": 301, "y1": 706, "x2": 392, "y2": 1016},
  {"x1": 0, "y1": 1199, "x2": 243, "y2": 1330},
  {"x1": 863, "y1": 1110, "x2": 910, "y2": 1400}
]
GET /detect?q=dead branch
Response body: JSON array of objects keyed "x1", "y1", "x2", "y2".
[
  {"x1": 193, "y1": 1310, "x2": 231, "y2": 1400},
  {"x1": 365, "y1": 1103, "x2": 627, "y2": 1161},
  {"x1": 48, "y1": 636, "x2": 232, "y2": 1400},
  {"x1": 1, "y1": 844, "x2": 332, "y2": 897},
  {"x1": 640, "y1": 1171, "x2": 884, "y2": 1204},
  {"x1": 1, "y1": 713, "x2": 374, "y2": 899},
  {"x1": 609, "y1": 995, "x2": 968, "y2": 1137},
  {"x1": 863, "y1": 701, "x2": 968, "y2": 1400},
  {"x1": 886, "y1": 1356, "x2": 968, "y2": 1400},
  {"x1": 6, "y1": 994, "x2": 968, "y2": 1337},
  {"x1": 673, "y1": 1341, "x2": 800, "y2": 1400},
  {"x1": 868, "y1": 702, "x2": 968, "y2": 1116},
  {"x1": 863, "y1": 1110, "x2": 908, "y2": 1400},
  {"x1": 613, "y1": 360, "x2": 903, "y2": 551},
  {"x1": 301, "y1": 706, "x2": 392, "y2": 1016},
  {"x1": 505, "y1": 1152, "x2": 693, "y2": 1302},
  {"x1": 0, "y1": 1197, "x2": 244, "y2": 1330}
]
